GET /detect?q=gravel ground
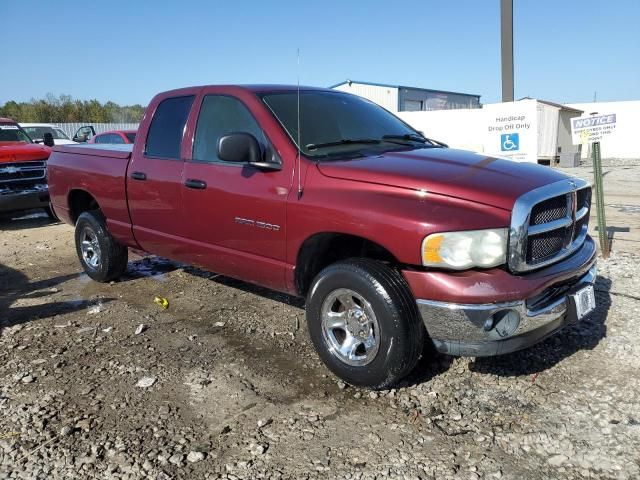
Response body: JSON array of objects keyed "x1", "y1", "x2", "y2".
[{"x1": 1, "y1": 210, "x2": 639, "y2": 480}]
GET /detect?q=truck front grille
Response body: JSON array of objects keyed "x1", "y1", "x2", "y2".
[
  {"x1": 530, "y1": 195, "x2": 568, "y2": 225},
  {"x1": 0, "y1": 161, "x2": 47, "y2": 184},
  {"x1": 509, "y1": 178, "x2": 592, "y2": 272},
  {"x1": 526, "y1": 228, "x2": 569, "y2": 264}
]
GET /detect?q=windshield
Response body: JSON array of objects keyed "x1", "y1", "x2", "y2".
[
  {"x1": 0, "y1": 123, "x2": 33, "y2": 143},
  {"x1": 54, "y1": 128, "x2": 71, "y2": 140},
  {"x1": 22, "y1": 126, "x2": 70, "y2": 140},
  {"x1": 125, "y1": 132, "x2": 136, "y2": 143},
  {"x1": 261, "y1": 91, "x2": 427, "y2": 158}
]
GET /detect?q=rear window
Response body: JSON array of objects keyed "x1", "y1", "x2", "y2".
[
  {"x1": 95, "y1": 133, "x2": 124, "y2": 144},
  {"x1": 145, "y1": 96, "x2": 194, "y2": 159}
]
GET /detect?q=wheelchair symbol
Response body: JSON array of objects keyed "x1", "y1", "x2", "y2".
[{"x1": 501, "y1": 133, "x2": 519, "y2": 151}]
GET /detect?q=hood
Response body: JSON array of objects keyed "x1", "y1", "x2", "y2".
[
  {"x1": 0, "y1": 142, "x2": 51, "y2": 163},
  {"x1": 316, "y1": 147, "x2": 571, "y2": 210}
]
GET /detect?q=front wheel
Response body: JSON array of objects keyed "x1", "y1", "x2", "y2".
[
  {"x1": 75, "y1": 211, "x2": 128, "y2": 282},
  {"x1": 44, "y1": 204, "x2": 58, "y2": 221},
  {"x1": 306, "y1": 258, "x2": 425, "y2": 389}
]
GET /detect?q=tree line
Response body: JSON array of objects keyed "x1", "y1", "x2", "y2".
[{"x1": 0, "y1": 94, "x2": 145, "y2": 123}]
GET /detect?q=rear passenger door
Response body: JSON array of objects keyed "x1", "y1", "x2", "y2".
[
  {"x1": 127, "y1": 95, "x2": 194, "y2": 259},
  {"x1": 180, "y1": 94, "x2": 289, "y2": 291}
]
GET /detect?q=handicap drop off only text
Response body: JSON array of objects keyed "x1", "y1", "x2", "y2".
[{"x1": 488, "y1": 115, "x2": 531, "y2": 132}]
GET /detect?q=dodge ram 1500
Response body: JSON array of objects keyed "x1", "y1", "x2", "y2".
[{"x1": 47, "y1": 85, "x2": 597, "y2": 389}]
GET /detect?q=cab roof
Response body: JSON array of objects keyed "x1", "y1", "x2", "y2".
[{"x1": 158, "y1": 84, "x2": 337, "y2": 97}]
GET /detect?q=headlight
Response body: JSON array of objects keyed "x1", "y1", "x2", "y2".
[{"x1": 421, "y1": 228, "x2": 508, "y2": 269}]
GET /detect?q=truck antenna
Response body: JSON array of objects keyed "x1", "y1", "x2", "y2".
[{"x1": 297, "y1": 48, "x2": 303, "y2": 200}]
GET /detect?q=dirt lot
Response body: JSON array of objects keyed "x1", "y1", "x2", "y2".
[{"x1": 1, "y1": 165, "x2": 639, "y2": 480}]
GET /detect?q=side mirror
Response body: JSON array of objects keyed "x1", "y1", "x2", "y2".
[
  {"x1": 217, "y1": 133, "x2": 281, "y2": 171},
  {"x1": 43, "y1": 132, "x2": 55, "y2": 147}
]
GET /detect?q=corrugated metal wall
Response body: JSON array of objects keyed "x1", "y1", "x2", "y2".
[
  {"x1": 55, "y1": 123, "x2": 139, "y2": 138},
  {"x1": 536, "y1": 103, "x2": 559, "y2": 160},
  {"x1": 333, "y1": 83, "x2": 399, "y2": 112},
  {"x1": 398, "y1": 88, "x2": 481, "y2": 111}
]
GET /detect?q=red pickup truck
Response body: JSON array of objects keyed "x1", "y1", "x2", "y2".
[
  {"x1": 47, "y1": 85, "x2": 597, "y2": 389},
  {"x1": 0, "y1": 118, "x2": 53, "y2": 216}
]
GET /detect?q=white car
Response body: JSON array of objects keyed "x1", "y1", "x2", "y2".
[{"x1": 20, "y1": 123, "x2": 77, "y2": 145}]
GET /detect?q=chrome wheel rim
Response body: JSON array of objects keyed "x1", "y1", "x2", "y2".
[
  {"x1": 80, "y1": 226, "x2": 101, "y2": 269},
  {"x1": 320, "y1": 288, "x2": 380, "y2": 366}
]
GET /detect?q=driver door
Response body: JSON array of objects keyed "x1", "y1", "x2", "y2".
[{"x1": 180, "y1": 93, "x2": 290, "y2": 291}]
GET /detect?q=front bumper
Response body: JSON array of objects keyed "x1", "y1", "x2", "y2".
[
  {"x1": 0, "y1": 186, "x2": 49, "y2": 214},
  {"x1": 414, "y1": 242, "x2": 597, "y2": 357}
]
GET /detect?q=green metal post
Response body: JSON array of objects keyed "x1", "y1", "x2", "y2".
[{"x1": 592, "y1": 141, "x2": 609, "y2": 257}]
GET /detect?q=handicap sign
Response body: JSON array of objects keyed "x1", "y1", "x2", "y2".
[{"x1": 501, "y1": 133, "x2": 519, "y2": 151}]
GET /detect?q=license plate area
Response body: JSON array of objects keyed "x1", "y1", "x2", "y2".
[{"x1": 572, "y1": 285, "x2": 596, "y2": 320}]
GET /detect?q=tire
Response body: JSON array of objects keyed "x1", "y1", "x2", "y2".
[
  {"x1": 44, "y1": 204, "x2": 58, "y2": 221},
  {"x1": 74, "y1": 211, "x2": 128, "y2": 282},
  {"x1": 306, "y1": 258, "x2": 425, "y2": 389}
]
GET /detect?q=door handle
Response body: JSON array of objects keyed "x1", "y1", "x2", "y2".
[
  {"x1": 185, "y1": 179, "x2": 207, "y2": 190},
  {"x1": 131, "y1": 171, "x2": 147, "y2": 181}
]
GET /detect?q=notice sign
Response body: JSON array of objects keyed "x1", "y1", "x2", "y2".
[{"x1": 571, "y1": 114, "x2": 616, "y2": 145}]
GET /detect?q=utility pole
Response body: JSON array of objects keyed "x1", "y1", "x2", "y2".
[{"x1": 501, "y1": 0, "x2": 514, "y2": 102}]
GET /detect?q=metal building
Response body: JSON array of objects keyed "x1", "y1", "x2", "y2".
[
  {"x1": 520, "y1": 98, "x2": 583, "y2": 165},
  {"x1": 330, "y1": 80, "x2": 481, "y2": 112}
]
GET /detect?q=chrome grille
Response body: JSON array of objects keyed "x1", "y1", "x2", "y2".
[
  {"x1": 530, "y1": 196, "x2": 567, "y2": 225},
  {"x1": 509, "y1": 178, "x2": 592, "y2": 272},
  {"x1": 0, "y1": 161, "x2": 47, "y2": 184},
  {"x1": 526, "y1": 227, "x2": 569, "y2": 264}
]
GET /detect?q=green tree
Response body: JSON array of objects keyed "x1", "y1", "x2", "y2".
[{"x1": 0, "y1": 94, "x2": 144, "y2": 123}]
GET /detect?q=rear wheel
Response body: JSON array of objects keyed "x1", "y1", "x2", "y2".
[
  {"x1": 306, "y1": 258, "x2": 425, "y2": 389},
  {"x1": 75, "y1": 211, "x2": 128, "y2": 282}
]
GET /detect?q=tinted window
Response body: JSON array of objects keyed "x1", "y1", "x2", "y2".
[
  {"x1": 125, "y1": 132, "x2": 136, "y2": 143},
  {"x1": 262, "y1": 91, "x2": 422, "y2": 158},
  {"x1": 193, "y1": 95, "x2": 268, "y2": 163},
  {"x1": 146, "y1": 95, "x2": 194, "y2": 159}
]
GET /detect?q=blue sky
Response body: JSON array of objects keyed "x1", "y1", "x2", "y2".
[{"x1": 1, "y1": 0, "x2": 638, "y2": 106}]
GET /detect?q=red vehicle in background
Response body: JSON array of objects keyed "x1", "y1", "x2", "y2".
[
  {"x1": 0, "y1": 118, "x2": 54, "y2": 216},
  {"x1": 90, "y1": 130, "x2": 136, "y2": 145},
  {"x1": 72, "y1": 126, "x2": 137, "y2": 145}
]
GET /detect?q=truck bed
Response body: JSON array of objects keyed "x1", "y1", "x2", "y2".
[
  {"x1": 53, "y1": 143, "x2": 133, "y2": 158},
  {"x1": 47, "y1": 143, "x2": 135, "y2": 246}
]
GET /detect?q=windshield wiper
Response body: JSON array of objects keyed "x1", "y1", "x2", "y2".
[
  {"x1": 306, "y1": 138, "x2": 381, "y2": 151},
  {"x1": 382, "y1": 134, "x2": 448, "y2": 148},
  {"x1": 382, "y1": 133, "x2": 427, "y2": 143}
]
